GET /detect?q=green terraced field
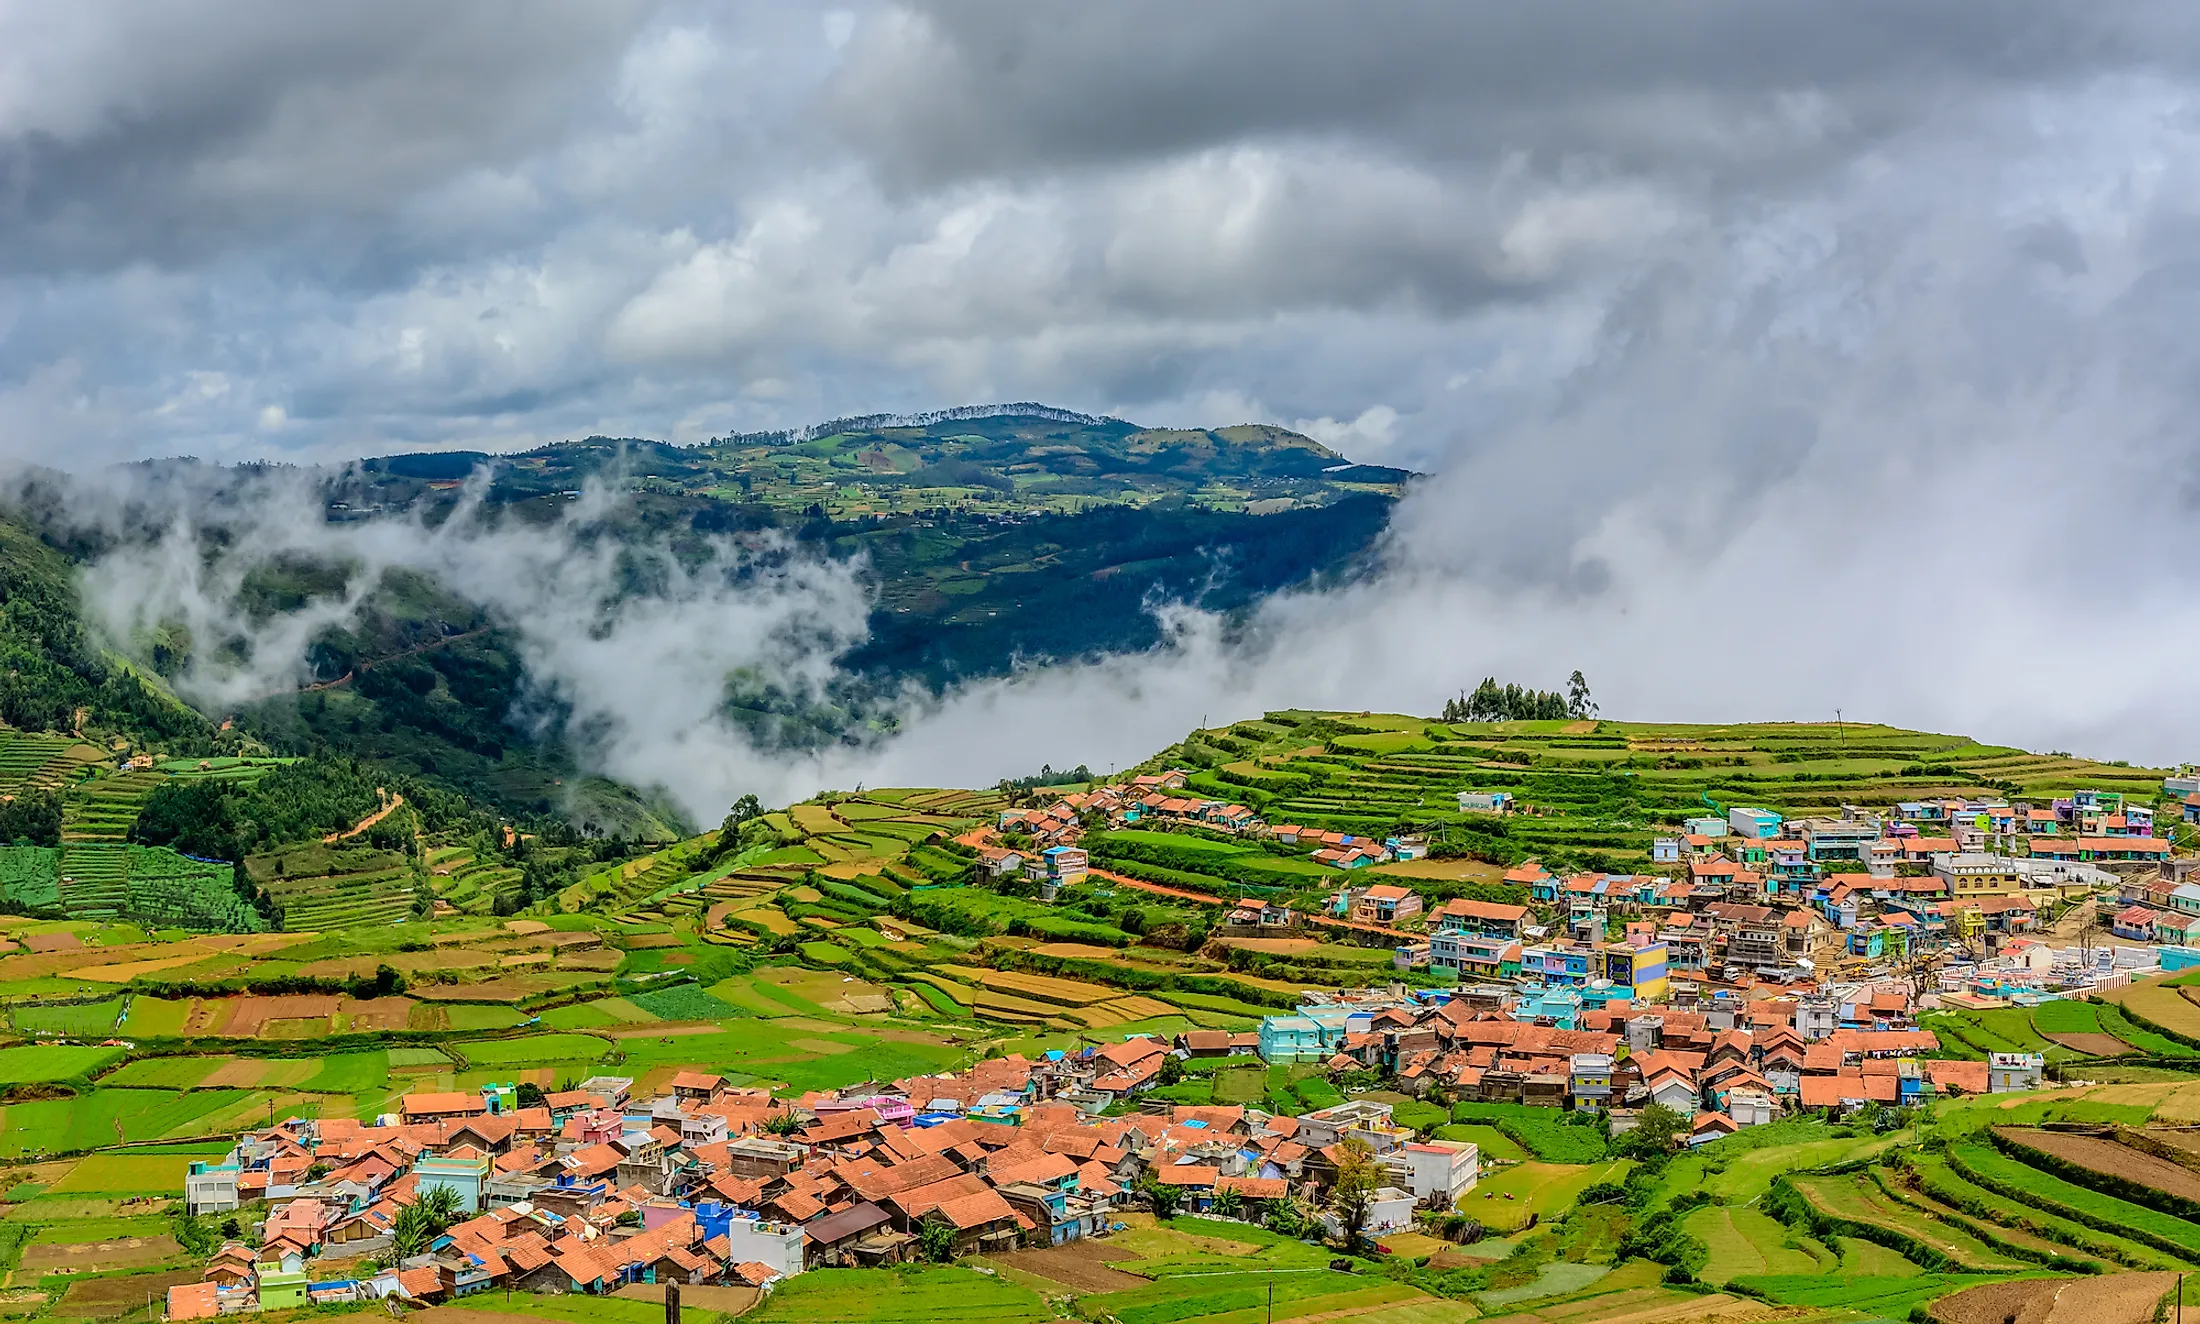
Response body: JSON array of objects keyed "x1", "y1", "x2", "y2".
[{"x1": 60, "y1": 769, "x2": 164, "y2": 843}]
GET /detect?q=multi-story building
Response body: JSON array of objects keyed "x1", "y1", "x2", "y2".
[{"x1": 185, "y1": 1161, "x2": 241, "y2": 1217}]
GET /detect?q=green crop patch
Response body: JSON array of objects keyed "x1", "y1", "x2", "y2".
[
  {"x1": 627, "y1": 984, "x2": 741, "y2": 1021},
  {"x1": 749, "y1": 1266, "x2": 1051, "y2": 1324},
  {"x1": 454, "y1": 1034, "x2": 611, "y2": 1066},
  {"x1": 0, "y1": 1044, "x2": 127, "y2": 1084}
]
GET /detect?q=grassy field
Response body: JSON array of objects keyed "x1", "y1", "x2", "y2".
[
  {"x1": 1686, "y1": 1204, "x2": 1832, "y2": 1283},
  {"x1": 0, "y1": 1044, "x2": 127, "y2": 1083},
  {"x1": 749, "y1": 1266, "x2": 1051, "y2": 1324}
]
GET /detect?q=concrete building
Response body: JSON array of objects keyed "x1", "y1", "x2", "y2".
[
  {"x1": 185, "y1": 1161, "x2": 240, "y2": 1217},
  {"x1": 721, "y1": 1214, "x2": 808, "y2": 1280},
  {"x1": 1388, "y1": 1142, "x2": 1478, "y2": 1206},
  {"x1": 1728, "y1": 807, "x2": 1783, "y2": 839},
  {"x1": 1988, "y1": 1052, "x2": 2045, "y2": 1093},
  {"x1": 414, "y1": 1152, "x2": 493, "y2": 1214}
]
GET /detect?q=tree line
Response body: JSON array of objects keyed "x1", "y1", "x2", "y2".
[{"x1": 1441, "y1": 671, "x2": 1598, "y2": 723}]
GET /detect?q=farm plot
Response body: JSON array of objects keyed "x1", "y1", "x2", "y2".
[
  {"x1": 2100, "y1": 980, "x2": 2200, "y2": 1043},
  {"x1": 220, "y1": 993, "x2": 338, "y2": 1036},
  {"x1": 1469, "y1": 1161, "x2": 1631, "y2": 1230},
  {"x1": 1946, "y1": 1141, "x2": 2200, "y2": 1259},
  {"x1": 1450, "y1": 1103, "x2": 1609, "y2": 1163},
  {"x1": 1684, "y1": 1205, "x2": 1830, "y2": 1283},
  {"x1": 48, "y1": 1153, "x2": 192, "y2": 1195},
  {"x1": 747, "y1": 1265, "x2": 1050, "y2": 1324},
  {"x1": 454, "y1": 1034, "x2": 611, "y2": 1067},
  {"x1": 12, "y1": 997, "x2": 126, "y2": 1035},
  {"x1": 1789, "y1": 1172, "x2": 2027, "y2": 1269},
  {"x1": 1930, "y1": 1272, "x2": 2176, "y2": 1324},
  {"x1": 1995, "y1": 1128, "x2": 2200, "y2": 1206},
  {"x1": 1904, "y1": 1152, "x2": 2175, "y2": 1270},
  {"x1": 19, "y1": 1232, "x2": 183, "y2": 1274},
  {"x1": 2031, "y1": 1000, "x2": 2135, "y2": 1057},
  {"x1": 1732, "y1": 1273, "x2": 2006, "y2": 1320},
  {"x1": 0, "y1": 1044, "x2": 127, "y2": 1083},
  {"x1": 100, "y1": 1057, "x2": 233, "y2": 1089}
]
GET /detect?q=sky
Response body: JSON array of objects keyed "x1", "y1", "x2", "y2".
[{"x1": 9, "y1": 2, "x2": 2200, "y2": 808}]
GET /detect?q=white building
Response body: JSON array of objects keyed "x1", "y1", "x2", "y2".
[
  {"x1": 721, "y1": 1215, "x2": 807, "y2": 1280},
  {"x1": 1387, "y1": 1141, "x2": 1478, "y2": 1206},
  {"x1": 1727, "y1": 1090, "x2": 1776, "y2": 1128},
  {"x1": 1988, "y1": 1052, "x2": 2044, "y2": 1093}
]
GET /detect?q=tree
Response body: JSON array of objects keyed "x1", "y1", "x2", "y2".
[
  {"x1": 1265, "y1": 1196, "x2": 1311, "y2": 1238},
  {"x1": 916, "y1": 1214, "x2": 957, "y2": 1263},
  {"x1": 514, "y1": 1082, "x2": 546, "y2": 1109},
  {"x1": 1612, "y1": 1103, "x2": 1687, "y2": 1159},
  {"x1": 1566, "y1": 670, "x2": 1598, "y2": 720},
  {"x1": 1330, "y1": 1136, "x2": 1380, "y2": 1251},
  {"x1": 1138, "y1": 1172, "x2": 1181, "y2": 1219},
  {"x1": 1157, "y1": 1056, "x2": 1186, "y2": 1087},
  {"x1": 1210, "y1": 1186, "x2": 1244, "y2": 1219},
  {"x1": 762, "y1": 1109, "x2": 804, "y2": 1136}
]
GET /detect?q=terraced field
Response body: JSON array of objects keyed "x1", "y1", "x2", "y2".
[
  {"x1": 60, "y1": 768, "x2": 164, "y2": 843},
  {"x1": 1789, "y1": 1171, "x2": 2028, "y2": 1270},
  {"x1": 1147, "y1": 711, "x2": 2172, "y2": 873},
  {"x1": 0, "y1": 732, "x2": 102, "y2": 798},
  {"x1": 1902, "y1": 1150, "x2": 2178, "y2": 1270},
  {"x1": 56, "y1": 843, "x2": 129, "y2": 918},
  {"x1": 250, "y1": 844, "x2": 420, "y2": 930},
  {"x1": 1945, "y1": 1140, "x2": 2200, "y2": 1259},
  {"x1": 1685, "y1": 1204, "x2": 1834, "y2": 1283}
]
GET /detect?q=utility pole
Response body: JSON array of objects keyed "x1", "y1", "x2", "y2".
[
  {"x1": 666, "y1": 1279, "x2": 681, "y2": 1324},
  {"x1": 1267, "y1": 1282, "x2": 1274, "y2": 1324}
]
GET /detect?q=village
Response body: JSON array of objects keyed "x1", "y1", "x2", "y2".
[{"x1": 157, "y1": 767, "x2": 2200, "y2": 1318}]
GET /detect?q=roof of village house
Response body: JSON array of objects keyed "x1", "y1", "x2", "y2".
[
  {"x1": 932, "y1": 1187, "x2": 1017, "y2": 1229},
  {"x1": 1431, "y1": 898, "x2": 1531, "y2": 922},
  {"x1": 167, "y1": 1284, "x2": 220, "y2": 1321},
  {"x1": 803, "y1": 1201, "x2": 892, "y2": 1245},
  {"x1": 1152, "y1": 1163, "x2": 1221, "y2": 1186},
  {"x1": 402, "y1": 1091, "x2": 486, "y2": 1116}
]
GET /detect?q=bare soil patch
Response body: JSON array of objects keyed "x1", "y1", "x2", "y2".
[
  {"x1": 985, "y1": 1240, "x2": 1151, "y2": 1292},
  {"x1": 609, "y1": 1023, "x2": 721, "y2": 1040},
  {"x1": 412, "y1": 975, "x2": 573, "y2": 1002},
  {"x1": 181, "y1": 999, "x2": 227, "y2": 1035},
  {"x1": 20, "y1": 1234, "x2": 180, "y2": 1273},
  {"x1": 1999, "y1": 1128, "x2": 2200, "y2": 1203},
  {"x1": 1933, "y1": 1272, "x2": 2174, "y2": 1324},
  {"x1": 223, "y1": 993, "x2": 338, "y2": 1037},
  {"x1": 52, "y1": 1269, "x2": 199, "y2": 1316},
  {"x1": 338, "y1": 996, "x2": 416, "y2": 1031},
  {"x1": 609, "y1": 1283, "x2": 762, "y2": 1313},
  {"x1": 2041, "y1": 1032, "x2": 2133, "y2": 1056},
  {"x1": 22, "y1": 933, "x2": 80, "y2": 953},
  {"x1": 1370, "y1": 856, "x2": 1506, "y2": 883},
  {"x1": 1213, "y1": 936, "x2": 1322, "y2": 955}
]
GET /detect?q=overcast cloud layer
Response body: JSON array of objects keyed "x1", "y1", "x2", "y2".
[{"x1": 10, "y1": 1, "x2": 2200, "y2": 798}]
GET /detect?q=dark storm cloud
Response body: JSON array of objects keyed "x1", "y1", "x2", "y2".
[
  {"x1": 10, "y1": 0, "x2": 2200, "y2": 790},
  {"x1": 0, "y1": 0, "x2": 658, "y2": 273},
  {"x1": 828, "y1": 1, "x2": 2200, "y2": 188}
]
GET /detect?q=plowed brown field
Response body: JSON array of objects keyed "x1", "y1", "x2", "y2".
[
  {"x1": 1933, "y1": 1271, "x2": 2174, "y2": 1324},
  {"x1": 1997, "y1": 1127, "x2": 2200, "y2": 1204}
]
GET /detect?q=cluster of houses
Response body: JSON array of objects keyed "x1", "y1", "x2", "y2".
[
  {"x1": 166, "y1": 1042, "x2": 1480, "y2": 1320},
  {"x1": 1257, "y1": 979, "x2": 2043, "y2": 1143}
]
